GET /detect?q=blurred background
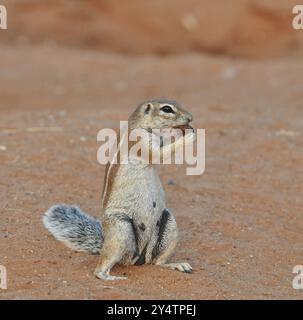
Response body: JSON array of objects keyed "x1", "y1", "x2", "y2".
[
  {"x1": 2, "y1": 0, "x2": 303, "y2": 58},
  {"x1": 1, "y1": 0, "x2": 303, "y2": 300}
]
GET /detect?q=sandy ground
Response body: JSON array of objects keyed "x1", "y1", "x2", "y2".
[{"x1": 0, "y1": 44, "x2": 303, "y2": 300}]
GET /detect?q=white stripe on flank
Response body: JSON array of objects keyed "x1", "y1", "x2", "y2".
[{"x1": 101, "y1": 129, "x2": 128, "y2": 208}]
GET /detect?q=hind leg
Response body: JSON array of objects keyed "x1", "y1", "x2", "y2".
[
  {"x1": 94, "y1": 215, "x2": 137, "y2": 280},
  {"x1": 152, "y1": 209, "x2": 193, "y2": 273}
]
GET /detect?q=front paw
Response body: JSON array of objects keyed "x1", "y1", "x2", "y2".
[{"x1": 184, "y1": 130, "x2": 196, "y2": 145}]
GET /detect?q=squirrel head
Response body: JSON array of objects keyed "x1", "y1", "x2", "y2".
[{"x1": 129, "y1": 98, "x2": 193, "y2": 131}]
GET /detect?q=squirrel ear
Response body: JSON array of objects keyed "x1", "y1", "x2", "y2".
[
  {"x1": 144, "y1": 103, "x2": 153, "y2": 114},
  {"x1": 144, "y1": 103, "x2": 153, "y2": 115}
]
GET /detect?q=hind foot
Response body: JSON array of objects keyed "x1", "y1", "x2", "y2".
[
  {"x1": 94, "y1": 271, "x2": 127, "y2": 281},
  {"x1": 157, "y1": 262, "x2": 193, "y2": 273}
]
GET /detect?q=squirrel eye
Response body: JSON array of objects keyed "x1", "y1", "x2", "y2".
[{"x1": 161, "y1": 105, "x2": 175, "y2": 114}]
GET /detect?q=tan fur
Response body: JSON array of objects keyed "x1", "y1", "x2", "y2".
[{"x1": 95, "y1": 99, "x2": 195, "y2": 280}]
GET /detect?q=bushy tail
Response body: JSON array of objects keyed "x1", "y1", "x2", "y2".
[{"x1": 43, "y1": 204, "x2": 103, "y2": 254}]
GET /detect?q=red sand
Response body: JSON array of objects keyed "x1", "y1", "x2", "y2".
[{"x1": 0, "y1": 0, "x2": 303, "y2": 299}]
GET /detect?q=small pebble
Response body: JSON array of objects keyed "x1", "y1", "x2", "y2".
[
  {"x1": 167, "y1": 179, "x2": 176, "y2": 185},
  {"x1": 221, "y1": 66, "x2": 237, "y2": 80},
  {"x1": 181, "y1": 14, "x2": 199, "y2": 31},
  {"x1": 275, "y1": 129, "x2": 299, "y2": 137}
]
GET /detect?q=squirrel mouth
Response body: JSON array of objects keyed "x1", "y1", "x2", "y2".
[{"x1": 172, "y1": 124, "x2": 194, "y2": 134}]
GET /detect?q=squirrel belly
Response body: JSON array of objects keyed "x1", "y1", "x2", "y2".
[{"x1": 43, "y1": 204, "x2": 104, "y2": 255}]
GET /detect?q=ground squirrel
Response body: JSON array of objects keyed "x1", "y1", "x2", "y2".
[{"x1": 43, "y1": 99, "x2": 195, "y2": 280}]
